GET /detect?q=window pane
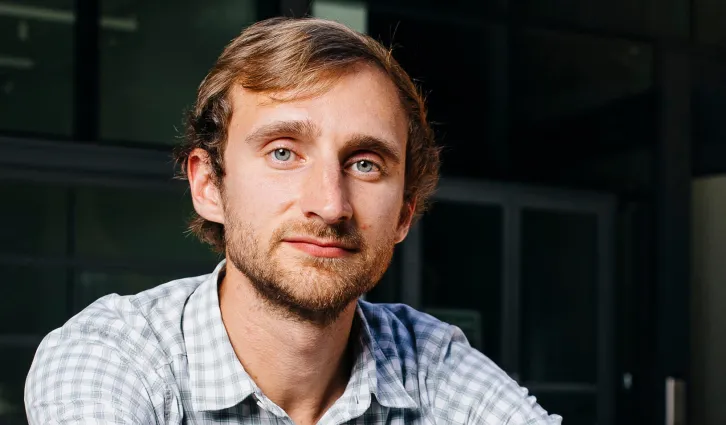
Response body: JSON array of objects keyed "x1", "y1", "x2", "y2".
[
  {"x1": 74, "y1": 187, "x2": 219, "y2": 264},
  {"x1": 0, "y1": 181, "x2": 67, "y2": 256},
  {"x1": 520, "y1": 209, "x2": 598, "y2": 383},
  {"x1": 422, "y1": 203, "x2": 502, "y2": 361},
  {"x1": 99, "y1": 0, "x2": 257, "y2": 144},
  {"x1": 0, "y1": 0, "x2": 74, "y2": 136},
  {"x1": 0, "y1": 265, "x2": 67, "y2": 335},
  {"x1": 313, "y1": 0, "x2": 367, "y2": 33},
  {"x1": 75, "y1": 269, "x2": 183, "y2": 310},
  {"x1": 512, "y1": 0, "x2": 687, "y2": 36},
  {"x1": 0, "y1": 346, "x2": 36, "y2": 425}
]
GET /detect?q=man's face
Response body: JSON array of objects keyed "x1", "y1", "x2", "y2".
[{"x1": 214, "y1": 65, "x2": 412, "y2": 323}]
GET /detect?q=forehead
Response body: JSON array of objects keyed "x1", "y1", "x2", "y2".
[{"x1": 227, "y1": 65, "x2": 408, "y2": 145}]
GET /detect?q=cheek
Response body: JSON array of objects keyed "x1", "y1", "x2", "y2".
[
  {"x1": 227, "y1": 166, "x2": 299, "y2": 216},
  {"x1": 353, "y1": 183, "x2": 405, "y2": 232}
]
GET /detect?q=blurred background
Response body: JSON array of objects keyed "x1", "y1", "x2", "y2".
[{"x1": 1, "y1": 0, "x2": 725, "y2": 423}]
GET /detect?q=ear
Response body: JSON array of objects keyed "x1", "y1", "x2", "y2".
[
  {"x1": 394, "y1": 198, "x2": 417, "y2": 243},
  {"x1": 188, "y1": 148, "x2": 225, "y2": 225}
]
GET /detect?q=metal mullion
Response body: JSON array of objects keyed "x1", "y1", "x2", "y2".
[
  {"x1": 0, "y1": 167, "x2": 185, "y2": 193},
  {"x1": 0, "y1": 136, "x2": 176, "y2": 178},
  {"x1": 0, "y1": 255, "x2": 217, "y2": 277},
  {"x1": 511, "y1": 193, "x2": 613, "y2": 215},
  {"x1": 502, "y1": 201, "x2": 521, "y2": 380},
  {"x1": 523, "y1": 382, "x2": 599, "y2": 394},
  {"x1": 51, "y1": 0, "x2": 97, "y2": 321},
  {"x1": 688, "y1": 0, "x2": 696, "y2": 43},
  {"x1": 400, "y1": 221, "x2": 422, "y2": 309},
  {"x1": 0, "y1": 334, "x2": 44, "y2": 348},
  {"x1": 435, "y1": 178, "x2": 613, "y2": 210},
  {"x1": 649, "y1": 42, "x2": 692, "y2": 425},
  {"x1": 73, "y1": 0, "x2": 100, "y2": 142},
  {"x1": 598, "y1": 200, "x2": 617, "y2": 425},
  {"x1": 65, "y1": 188, "x2": 77, "y2": 316}
]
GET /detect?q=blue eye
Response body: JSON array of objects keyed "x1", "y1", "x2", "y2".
[
  {"x1": 273, "y1": 148, "x2": 292, "y2": 161},
  {"x1": 354, "y1": 160, "x2": 375, "y2": 173}
]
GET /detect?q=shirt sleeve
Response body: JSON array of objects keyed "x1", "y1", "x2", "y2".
[
  {"x1": 24, "y1": 311, "x2": 163, "y2": 424},
  {"x1": 431, "y1": 325, "x2": 563, "y2": 425},
  {"x1": 467, "y1": 378, "x2": 563, "y2": 425}
]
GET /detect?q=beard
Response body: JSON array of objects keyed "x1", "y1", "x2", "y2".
[{"x1": 224, "y1": 211, "x2": 397, "y2": 326}]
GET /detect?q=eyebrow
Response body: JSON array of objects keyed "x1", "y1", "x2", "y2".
[
  {"x1": 244, "y1": 119, "x2": 403, "y2": 164},
  {"x1": 244, "y1": 119, "x2": 321, "y2": 147},
  {"x1": 346, "y1": 134, "x2": 402, "y2": 165}
]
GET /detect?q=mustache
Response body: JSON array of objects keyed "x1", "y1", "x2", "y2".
[{"x1": 273, "y1": 221, "x2": 364, "y2": 248}]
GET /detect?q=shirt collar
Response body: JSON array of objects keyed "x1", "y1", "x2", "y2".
[
  {"x1": 354, "y1": 303, "x2": 419, "y2": 410},
  {"x1": 183, "y1": 260, "x2": 258, "y2": 411},
  {"x1": 183, "y1": 260, "x2": 418, "y2": 412}
]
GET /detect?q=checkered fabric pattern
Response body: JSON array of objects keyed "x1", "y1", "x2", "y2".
[{"x1": 25, "y1": 261, "x2": 562, "y2": 424}]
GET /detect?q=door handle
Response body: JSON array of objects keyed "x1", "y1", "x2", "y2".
[{"x1": 665, "y1": 377, "x2": 686, "y2": 425}]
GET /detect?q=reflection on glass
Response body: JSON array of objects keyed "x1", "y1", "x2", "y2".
[
  {"x1": 0, "y1": 0, "x2": 75, "y2": 136},
  {"x1": 422, "y1": 203, "x2": 502, "y2": 361},
  {"x1": 312, "y1": 0, "x2": 367, "y2": 33},
  {"x1": 0, "y1": 347, "x2": 36, "y2": 424},
  {"x1": 100, "y1": 0, "x2": 256, "y2": 143},
  {"x1": 0, "y1": 182, "x2": 67, "y2": 256},
  {"x1": 75, "y1": 187, "x2": 220, "y2": 264},
  {"x1": 0, "y1": 266, "x2": 67, "y2": 335},
  {"x1": 75, "y1": 270, "x2": 181, "y2": 310},
  {"x1": 520, "y1": 209, "x2": 598, "y2": 383}
]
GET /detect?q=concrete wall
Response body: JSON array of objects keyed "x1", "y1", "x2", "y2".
[{"x1": 691, "y1": 175, "x2": 726, "y2": 425}]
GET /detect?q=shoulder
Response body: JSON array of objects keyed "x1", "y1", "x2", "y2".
[
  {"x1": 24, "y1": 274, "x2": 207, "y2": 424},
  {"x1": 38, "y1": 274, "x2": 203, "y2": 367},
  {"x1": 358, "y1": 301, "x2": 454, "y2": 350},
  {"x1": 359, "y1": 301, "x2": 475, "y2": 370},
  {"x1": 358, "y1": 301, "x2": 457, "y2": 381},
  {"x1": 359, "y1": 302, "x2": 561, "y2": 424}
]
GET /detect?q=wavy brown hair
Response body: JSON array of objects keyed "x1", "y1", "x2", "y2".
[{"x1": 174, "y1": 17, "x2": 440, "y2": 253}]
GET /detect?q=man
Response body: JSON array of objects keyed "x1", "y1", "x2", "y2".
[{"x1": 25, "y1": 17, "x2": 561, "y2": 424}]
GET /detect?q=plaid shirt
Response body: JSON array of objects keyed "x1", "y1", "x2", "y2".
[{"x1": 25, "y1": 261, "x2": 562, "y2": 424}]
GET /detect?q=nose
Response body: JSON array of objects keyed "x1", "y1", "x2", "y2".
[{"x1": 300, "y1": 160, "x2": 353, "y2": 224}]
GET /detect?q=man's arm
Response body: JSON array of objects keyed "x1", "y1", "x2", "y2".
[
  {"x1": 25, "y1": 321, "x2": 163, "y2": 424},
  {"x1": 431, "y1": 325, "x2": 562, "y2": 424},
  {"x1": 466, "y1": 377, "x2": 562, "y2": 425}
]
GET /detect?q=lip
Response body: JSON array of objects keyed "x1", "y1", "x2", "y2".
[{"x1": 282, "y1": 237, "x2": 357, "y2": 258}]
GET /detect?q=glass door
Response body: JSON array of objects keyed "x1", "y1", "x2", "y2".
[
  {"x1": 516, "y1": 205, "x2": 613, "y2": 425},
  {"x1": 403, "y1": 178, "x2": 615, "y2": 425},
  {"x1": 421, "y1": 202, "x2": 504, "y2": 363}
]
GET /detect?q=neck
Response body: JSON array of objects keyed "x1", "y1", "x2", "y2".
[{"x1": 219, "y1": 263, "x2": 357, "y2": 425}]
